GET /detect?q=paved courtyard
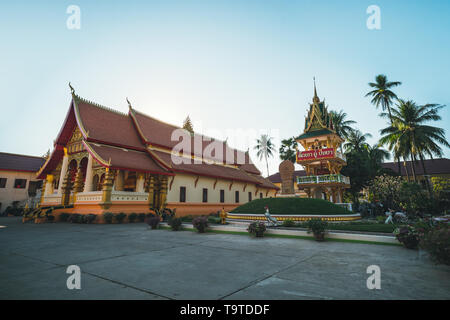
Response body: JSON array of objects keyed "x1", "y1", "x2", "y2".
[{"x1": 0, "y1": 217, "x2": 449, "y2": 300}]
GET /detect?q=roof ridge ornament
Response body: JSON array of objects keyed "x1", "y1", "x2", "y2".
[
  {"x1": 126, "y1": 97, "x2": 133, "y2": 110},
  {"x1": 69, "y1": 82, "x2": 75, "y2": 95}
]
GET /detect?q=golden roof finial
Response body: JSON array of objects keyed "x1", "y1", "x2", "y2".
[
  {"x1": 126, "y1": 97, "x2": 132, "y2": 110},
  {"x1": 313, "y1": 77, "x2": 320, "y2": 103},
  {"x1": 69, "y1": 82, "x2": 75, "y2": 95}
]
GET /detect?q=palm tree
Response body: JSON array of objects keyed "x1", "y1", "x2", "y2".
[
  {"x1": 329, "y1": 110, "x2": 356, "y2": 150},
  {"x1": 379, "y1": 100, "x2": 449, "y2": 186},
  {"x1": 344, "y1": 130, "x2": 372, "y2": 154},
  {"x1": 366, "y1": 74, "x2": 402, "y2": 122},
  {"x1": 366, "y1": 144, "x2": 390, "y2": 177},
  {"x1": 254, "y1": 134, "x2": 275, "y2": 177},
  {"x1": 366, "y1": 74, "x2": 402, "y2": 174}
]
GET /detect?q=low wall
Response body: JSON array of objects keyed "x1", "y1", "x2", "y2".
[{"x1": 227, "y1": 212, "x2": 361, "y2": 222}]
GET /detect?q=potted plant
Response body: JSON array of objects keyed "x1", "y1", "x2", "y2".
[
  {"x1": 307, "y1": 219, "x2": 328, "y2": 241},
  {"x1": 192, "y1": 216, "x2": 209, "y2": 233},
  {"x1": 247, "y1": 222, "x2": 267, "y2": 237}
]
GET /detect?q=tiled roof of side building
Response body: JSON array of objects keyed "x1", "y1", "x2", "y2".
[
  {"x1": 382, "y1": 158, "x2": 450, "y2": 176},
  {"x1": 0, "y1": 152, "x2": 46, "y2": 172},
  {"x1": 267, "y1": 158, "x2": 450, "y2": 183}
]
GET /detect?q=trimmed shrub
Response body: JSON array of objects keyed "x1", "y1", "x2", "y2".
[
  {"x1": 103, "y1": 212, "x2": 114, "y2": 224},
  {"x1": 138, "y1": 213, "x2": 146, "y2": 222},
  {"x1": 128, "y1": 213, "x2": 137, "y2": 223},
  {"x1": 47, "y1": 214, "x2": 55, "y2": 222},
  {"x1": 84, "y1": 214, "x2": 97, "y2": 224},
  {"x1": 282, "y1": 219, "x2": 296, "y2": 227},
  {"x1": 307, "y1": 219, "x2": 328, "y2": 241},
  {"x1": 420, "y1": 226, "x2": 450, "y2": 265},
  {"x1": 68, "y1": 213, "x2": 82, "y2": 223},
  {"x1": 169, "y1": 217, "x2": 183, "y2": 231},
  {"x1": 115, "y1": 213, "x2": 126, "y2": 224},
  {"x1": 247, "y1": 222, "x2": 266, "y2": 237},
  {"x1": 145, "y1": 215, "x2": 161, "y2": 229},
  {"x1": 59, "y1": 213, "x2": 70, "y2": 222},
  {"x1": 193, "y1": 216, "x2": 209, "y2": 233}
]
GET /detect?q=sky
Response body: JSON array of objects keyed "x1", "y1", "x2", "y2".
[{"x1": 0, "y1": 0, "x2": 449, "y2": 177}]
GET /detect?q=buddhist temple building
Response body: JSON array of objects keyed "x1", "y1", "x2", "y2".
[
  {"x1": 36, "y1": 85, "x2": 278, "y2": 216},
  {"x1": 294, "y1": 82, "x2": 350, "y2": 202}
]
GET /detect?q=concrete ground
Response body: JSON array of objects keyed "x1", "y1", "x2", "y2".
[{"x1": 0, "y1": 217, "x2": 449, "y2": 300}]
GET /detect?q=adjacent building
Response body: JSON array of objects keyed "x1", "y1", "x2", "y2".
[{"x1": 0, "y1": 152, "x2": 45, "y2": 213}]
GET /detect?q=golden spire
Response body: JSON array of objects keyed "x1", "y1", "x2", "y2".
[{"x1": 313, "y1": 77, "x2": 320, "y2": 103}]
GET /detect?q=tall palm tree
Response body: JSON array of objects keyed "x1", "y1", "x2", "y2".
[
  {"x1": 366, "y1": 144, "x2": 390, "y2": 177},
  {"x1": 366, "y1": 74, "x2": 402, "y2": 174},
  {"x1": 329, "y1": 110, "x2": 356, "y2": 151},
  {"x1": 344, "y1": 130, "x2": 372, "y2": 154},
  {"x1": 254, "y1": 134, "x2": 275, "y2": 177},
  {"x1": 379, "y1": 100, "x2": 449, "y2": 186},
  {"x1": 366, "y1": 74, "x2": 402, "y2": 122}
]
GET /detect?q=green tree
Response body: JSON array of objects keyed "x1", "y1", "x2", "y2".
[
  {"x1": 254, "y1": 134, "x2": 275, "y2": 177},
  {"x1": 365, "y1": 74, "x2": 402, "y2": 122},
  {"x1": 366, "y1": 144, "x2": 390, "y2": 177},
  {"x1": 379, "y1": 100, "x2": 449, "y2": 187},
  {"x1": 343, "y1": 130, "x2": 371, "y2": 153},
  {"x1": 329, "y1": 110, "x2": 356, "y2": 141},
  {"x1": 279, "y1": 137, "x2": 297, "y2": 163},
  {"x1": 366, "y1": 74, "x2": 402, "y2": 173}
]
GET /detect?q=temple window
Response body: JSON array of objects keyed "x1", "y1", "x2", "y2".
[
  {"x1": 14, "y1": 179, "x2": 27, "y2": 189},
  {"x1": 0, "y1": 178, "x2": 6, "y2": 188},
  {"x1": 220, "y1": 190, "x2": 225, "y2": 203},
  {"x1": 179, "y1": 186, "x2": 186, "y2": 202},
  {"x1": 235, "y1": 190, "x2": 239, "y2": 203},
  {"x1": 248, "y1": 191, "x2": 252, "y2": 202},
  {"x1": 202, "y1": 188, "x2": 208, "y2": 203},
  {"x1": 260, "y1": 192, "x2": 263, "y2": 199}
]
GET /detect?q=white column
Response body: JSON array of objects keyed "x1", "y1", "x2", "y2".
[
  {"x1": 83, "y1": 153, "x2": 94, "y2": 192},
  {"x1": 58, "y1": 148, "x2": 69, "y2": 194},
  {"x1": 136, "y1": 173, "x2": 145, "y2": 192}
]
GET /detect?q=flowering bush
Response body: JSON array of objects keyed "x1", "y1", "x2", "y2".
[
  {"x1": 192, "y1": 216, "x2": 209, "y2": 233},
  {"x1": 369, "y1": 175, "x2": 402, "y2": 210},
  {"x1": 420, "y1": 226, "x2": 450, "y2": 265},
  {"x1": 394, "y1": 225, "x2": 420, "y2": 249},
  {"x1": 247, "y1": 222, "x2": 266, "y2": 237}
]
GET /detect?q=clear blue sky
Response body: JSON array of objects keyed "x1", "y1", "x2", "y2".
[{"x1": 0, "y1": 0, "x2": 449, "y2": 176}]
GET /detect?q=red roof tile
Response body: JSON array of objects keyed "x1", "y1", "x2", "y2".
[
  {"x1": 76, "y1": 97, "x2": 144, "y2": 150},
  {"x1": 86, "y1": 142, "x2": 172, "y2": 175}
]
